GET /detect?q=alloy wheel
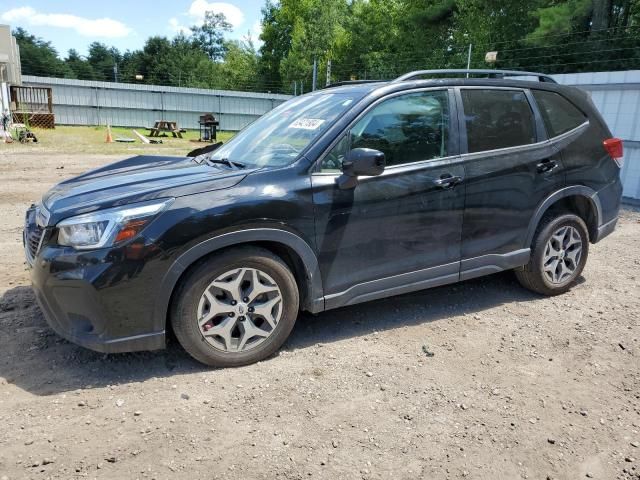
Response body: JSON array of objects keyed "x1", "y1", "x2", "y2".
[
  {"x1": 197, "y1": 267, "x2": 283, "y2": 352},
  {"x1": 542, "y1": 225, "x2": 583, "y2": 284}
]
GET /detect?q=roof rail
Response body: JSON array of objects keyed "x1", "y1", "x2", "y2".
[
  {"x1": 392, "y1": 69, "x2": 557, "y2": 84},
  {"x1": 324, "y1": 79, "x2": 384, "y2": 88}
]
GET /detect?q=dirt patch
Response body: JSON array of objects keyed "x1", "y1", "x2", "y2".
[{"x1": 0, "y1": 152, "x2": 639, "y2": 479}]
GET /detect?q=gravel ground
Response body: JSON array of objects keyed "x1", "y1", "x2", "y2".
[{"x1": 0, "y1": 153, "x2": 639, "y2": 480}]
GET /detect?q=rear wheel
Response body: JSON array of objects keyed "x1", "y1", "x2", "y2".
[
  {"x1": 515, "y1": 213, "x2": 589, "y2": 296},
  {"x1": 171, "y1": 247, "x2": 299, "y2": 367}
]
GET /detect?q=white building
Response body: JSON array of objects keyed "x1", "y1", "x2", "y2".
[{"x1": 0, "y1": 24, "x2": 22, "y2": 115}]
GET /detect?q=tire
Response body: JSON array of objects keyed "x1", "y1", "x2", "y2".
[
  {"x1": 171, "y1": 246, "x2": 299, "y2": 367},
  {"x1": 515, "y1": 213, "x2": 589, "y2": 296}
]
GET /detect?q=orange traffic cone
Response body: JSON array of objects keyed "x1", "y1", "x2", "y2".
[{"x1": 105, "y1": 125, "x2": 113, "y2": 143}]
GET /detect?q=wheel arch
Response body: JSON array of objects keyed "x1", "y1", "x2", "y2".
[
  {"x1": 154, "y1": 228, "x2": 324, "y2": 333},
  {"x1": 525, "y1": 186, "x2": 602, "y2": 248}
]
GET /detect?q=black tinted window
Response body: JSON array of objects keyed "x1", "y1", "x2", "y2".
[
  {"x1": 461, "y1": 89, "x2": 536, "y2": 153},
  {"x1": 350, "y1": 90, "x2": 450, "y2": 167},
  {"x1": 533, "y1": 90, "x2": 587, "y2": 138}
]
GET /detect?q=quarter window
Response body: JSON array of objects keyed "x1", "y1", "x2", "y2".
[
  {"x1": 532, "y1": 90, "x2": 587, "y2": 138},
  {"x1": 319, "y1": 90, "x2": 450, "y2": 171},
  {"x1": 319, "y1": 133, "x2": 349, "y2": 172},
  {"x1": 461, "y1": 89, "x2": 536, "y2": 153}
]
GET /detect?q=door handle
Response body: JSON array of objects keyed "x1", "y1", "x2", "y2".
[
  {"x1": 433, "y1": 174, "x2": 463, "y2": 188},
  {"x1": 536, "y1": 159, "x2": 558, "y2": 173}
]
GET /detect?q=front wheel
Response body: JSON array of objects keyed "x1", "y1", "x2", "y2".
[
  {"x1": 171, "y1": 247, "x2": 299, "y2": 367},
  {"x1": 515, "y1": 213, "x2": 589, "y2": 296}
]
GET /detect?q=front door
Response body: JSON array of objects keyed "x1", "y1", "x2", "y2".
[{"x1": 311, "y1": 89, "x2": 466, "y2": 309}]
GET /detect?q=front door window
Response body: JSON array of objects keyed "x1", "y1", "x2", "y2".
[{"x1": 320, "y1": 90, "x2": 450, "y2": 172}]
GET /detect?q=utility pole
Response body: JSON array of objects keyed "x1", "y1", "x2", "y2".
[
  {"x1": 326, "y1": 59, "x2": 331, "y2": 87},
  {"x1": 113, "y1": 63, "x2": 119, "y2": 82},
  {"x1": 293, "y1": 81, "x2": 297, "y2": 96},
  {"x1": 466, "y1": 44, "x2": 472, "y2": 77},
  {"x1": 312, "y1": 57, "x2": 317, "y2": 91}
]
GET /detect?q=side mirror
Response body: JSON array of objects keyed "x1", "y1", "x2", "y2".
[{"x1": 337, "y1": 148, "x2": 385, "y2": 189}]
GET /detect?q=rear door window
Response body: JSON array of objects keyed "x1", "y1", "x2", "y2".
[
  {"x1": 461, "y1": 89, "x2": 537, "y2": 153},
  {"x1": 532, "y1": 90, "x2": 587, "y2": 138}
]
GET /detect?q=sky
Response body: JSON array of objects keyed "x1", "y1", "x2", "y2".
[{"x1": 0, "y1": 0, "x2": 266, "y2": 57}]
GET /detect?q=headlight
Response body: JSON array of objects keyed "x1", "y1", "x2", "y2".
[{"x1": 57, "y1": 199, "x2": 173, "y2": 250}]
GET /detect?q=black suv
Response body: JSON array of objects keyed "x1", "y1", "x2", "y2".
[{"x1": 24, "y1": 69, "x2": 623, "y2": 367}]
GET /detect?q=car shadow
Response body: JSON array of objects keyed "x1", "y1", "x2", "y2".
[
  {"x1": 0, "y1": 271, "x2": 543, "y2": 396},
  {"x1": 286, "y1": 271, "x2": 543, "y2": 350}
]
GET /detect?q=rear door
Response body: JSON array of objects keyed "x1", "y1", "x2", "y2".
[
  {"x1": 311, "y1": 89, "x2": 465, "y2": 308},
  {"x1": 456, "y1": 87, "x2": 565, "y2": 279}
]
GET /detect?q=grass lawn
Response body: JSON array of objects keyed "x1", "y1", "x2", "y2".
[{"x1": 0, "y1": 125, "x2": 236, "y2": 156}]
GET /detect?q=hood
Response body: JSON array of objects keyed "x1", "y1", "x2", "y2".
[{"x1": 42, "y1": 155, "x2": 251, "y2": 223}]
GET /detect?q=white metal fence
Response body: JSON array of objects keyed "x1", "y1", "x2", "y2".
[
  {"x1": 553, "y1": 70, "x2": 640, "y2": 202},
  {"x1": 21, "y1": 76, "x2": 292, "y2": 132}
]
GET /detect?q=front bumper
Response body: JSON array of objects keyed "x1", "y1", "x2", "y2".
[
  {"x1": 25, "y1": 216, "x2": 167, "y2": 353},
  {"x1": 33, "y1": 282, "x2": 165, "y2": 353}
]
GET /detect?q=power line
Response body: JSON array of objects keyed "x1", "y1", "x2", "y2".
[
  {"x1": 468, "y1": 24, "x2": 640, "y2": 49},
  {"x1": 327, "y1": 29, "x2": 640, "y2": 78},
  {"x1": 327, "y1": 33, "x2": 640, "y2": 74},
  {"x1": 501, "y1": 55, "x2": 640, "y2": 71}
]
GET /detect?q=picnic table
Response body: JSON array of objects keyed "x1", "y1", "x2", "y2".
[{"x1": 147, "y1": 120, "x2": 183, "y2": 138}]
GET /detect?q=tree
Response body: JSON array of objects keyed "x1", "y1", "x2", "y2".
[
  {"x1": 13, "y1": 27, "x2": 73, "y2": 78},
  {"x1": 86, "y1": 42, "x2": 121, "y2": 81},
  {"x1": 259, "y1": 0, "x2": 293, "y2": 88},
  {"x1": 218, "y1": 39, "x2": 261, "y2": 90},
  {"x1": 65, "y1": 49, "x2": 95, "y2": 80},
  {"x1": 258, "y1": 0, "x2": 347, "y2": 92},
  {"x1": 528, "y1": 0, "x2": 637, "y2": 40},
  {"x1": 117, "y1": 34, "x2": 220, "y2": 88},
  {"x1": 190, "y1": 11, "x2": 233, "y2": 60},
  {"x1": 522, "y1": 0, "x2": 640, "y2": 72},
  {"x1": 450, "y1": 0, "x2": 544, "y2": 70}
]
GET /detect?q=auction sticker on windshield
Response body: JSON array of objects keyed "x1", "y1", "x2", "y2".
[{"x1": 289, "y1": 118, "x2": 325, "y2": 130}]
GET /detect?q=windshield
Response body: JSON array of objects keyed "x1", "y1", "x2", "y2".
[{"x1": 204, "y1": 93, "x2": 357, "y2": 168}]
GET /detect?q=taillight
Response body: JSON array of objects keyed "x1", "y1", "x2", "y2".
[{"x1": 603, "y1": 138, "x2": 623, "y2": 167}]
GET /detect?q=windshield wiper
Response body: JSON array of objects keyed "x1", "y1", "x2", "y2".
[{"x1": 205, "y1": 158, "x2": 246, "y2": 170}]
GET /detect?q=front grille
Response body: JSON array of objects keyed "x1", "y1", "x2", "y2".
[
  {"x1": 26, "y1": 225, "x2": 44, "y2": 261},
  {"x1": 24, "y1": 207, "x2": 45, "y2": 267}
]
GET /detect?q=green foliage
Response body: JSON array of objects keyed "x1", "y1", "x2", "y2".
[
  {"x1": 88, "y1": 43, "x2": 122, "y2": 81},
  {"x1": 527, "y1": 0, "x2": 592, "y2": 41},
  {"x1": 190, "y1": 12, "x2": 233, "y2": 60},
  {"x1": 65, "y1": 49, "x2": 96, "y2": 80},
  {"x1": 12, "y1": 0, "x2": 640, "y2": 93},
  {"x1": 218, "y1": 40, "x2": 261, "y2": 90},
  {"x1": 13, "y1": 27, "x2": 73, "y2": 78},
  {"x1": 261, "y1": 0, "x2": 640, "y2": 88},
  {"x1": 259, "y1": 0, "x2": 347, "y2": 91},
  {"x1": 258, "y1": 0, "x2": 290, "y2": 87}
]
